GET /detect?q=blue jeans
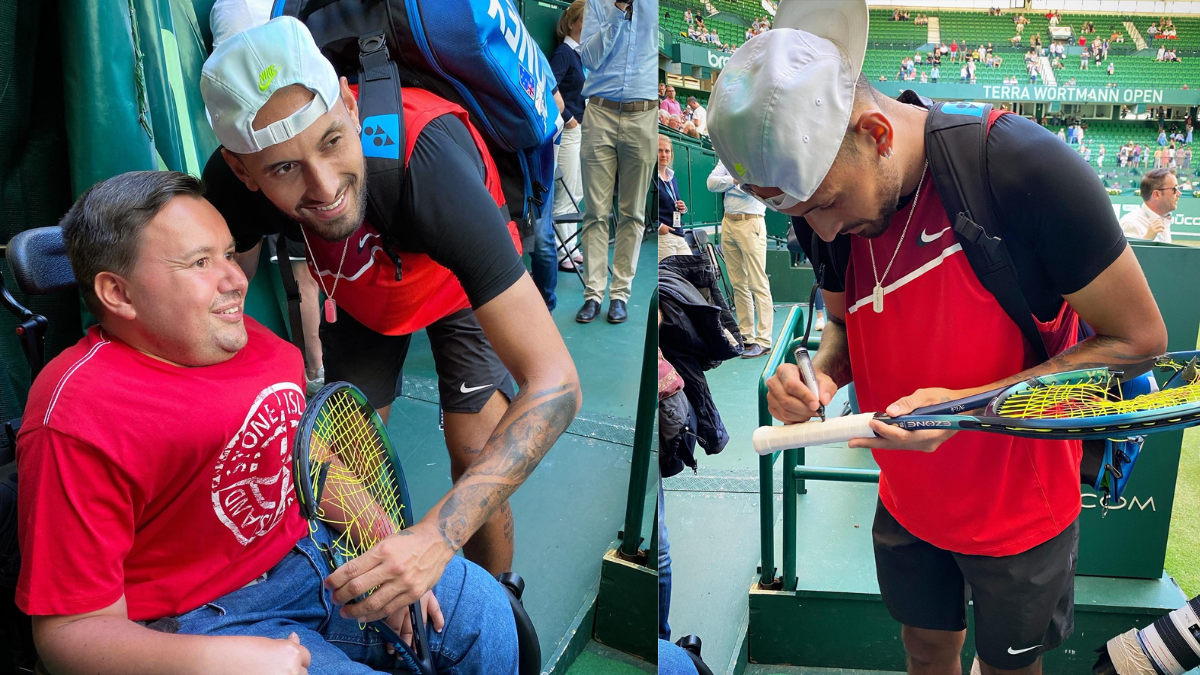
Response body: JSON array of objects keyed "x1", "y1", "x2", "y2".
[
  {"x1": 658, "y1": 640, "x2": 699, "y2": 675},
  {"x1": 528, "y1": 183, "x2": 559, "y2": 312},
  {"x1": 658, "y1": 480, "x2": 672, "y2": 640},
  {"x1": 174, "y1": 525, "x2": 518, "y2": 675}
]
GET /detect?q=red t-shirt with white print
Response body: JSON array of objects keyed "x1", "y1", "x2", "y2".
[
  {"x1": 845, "y1": 141, "x2": 1081, "y2": 557},
  {"x1": 16, "y1": 318, "x2": 308, "y2": 620}
]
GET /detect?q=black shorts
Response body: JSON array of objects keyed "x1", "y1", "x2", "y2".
[
  {"x1": 320, "y1": 307, "x2": 516, "y2": 412},
  {"x1": 872, "y1": 501, "x2": 1078, "y2": 670}
]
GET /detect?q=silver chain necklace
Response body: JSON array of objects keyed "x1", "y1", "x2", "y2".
[{"x1": 868, "y1": 161, "x2": 927, "y2": 314}]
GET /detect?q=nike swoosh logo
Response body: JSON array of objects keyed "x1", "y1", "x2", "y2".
[
  {"x1": 358, "y1": 233, "x2": 374, "y2": 253},
  {"x1": 258, "y1": 64, "x2": 279, "y2": 92},
  {"x1": 460, "y1": 383, "x2": 492, "y2": 394},
  {"x1": 1007, "y1": 645, "x2": 1040, "y2": 655},
  {"x1": 919, "y1": 226, "x2": 952, "y2": 244}
]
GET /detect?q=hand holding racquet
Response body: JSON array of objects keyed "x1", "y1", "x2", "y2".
[
  {"x1": 293, "y1": 382, "x2": 436, "y2": 675},
  {"x1": 754, "y1": 352, "x2": 1200, "y2": 454}
]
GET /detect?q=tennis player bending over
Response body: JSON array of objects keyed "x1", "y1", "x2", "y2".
[
  {"x1": 16, "y1": 171, "x2": 517, "y2": 675},
  {"x1": 707, "y1": 23, "x2": 1167, "y2": 675},
  {"x1": 200, "y1": 17, "x2": 581, "y2": 588}
]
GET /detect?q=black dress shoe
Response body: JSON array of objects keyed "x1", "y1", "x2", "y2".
[
  {"x1": 607, "y1": 299, "x2": 628, "y2": 323},
  {"x1": 576, "y1": 299, "x2": 601, "y2": 323},
  {"x1": 741, "y1": 344, "x2": 766, "y2": 358}
]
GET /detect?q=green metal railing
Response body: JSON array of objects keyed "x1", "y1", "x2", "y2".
[
  {"x1": 619, "y1": 287, "x2": 659, "y2": 560},
  {"x1": 756, "y1": 305, "x2": 879, "y2": 591}
]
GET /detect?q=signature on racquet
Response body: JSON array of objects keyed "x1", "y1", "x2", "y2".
[
  {"x1": 753, "y1": 351, "x2": 1200, "y2": 454},
  {"x1": 293, "y1": 382, "x2": 436, "y2": 675}
]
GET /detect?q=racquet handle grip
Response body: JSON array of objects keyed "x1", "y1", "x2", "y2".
[{"x1": 752, "y1": 413, "x2": 878, "y2": 454}]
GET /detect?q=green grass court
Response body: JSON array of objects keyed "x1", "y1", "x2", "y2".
[{"x1": 1164, "y1": 324, "x2": 1200, "y2": 597}]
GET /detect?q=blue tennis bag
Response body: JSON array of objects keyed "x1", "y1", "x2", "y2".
[{"x1": 271, "y1": 0, "x2": 559, "y2": 246}]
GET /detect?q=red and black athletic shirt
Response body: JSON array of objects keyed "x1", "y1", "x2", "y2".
[
  {"x1": 203, "y1": 88, "x2": 527, "y2": 336},
  {"x1": 794, "y1": 111, "x2": 1127, "y2": 557}
]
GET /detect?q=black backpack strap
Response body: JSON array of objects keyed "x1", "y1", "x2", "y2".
[
  {"x1": 356, "y1": 31, "x2": 407, "y2": 282},
  {"x1": 923, "y1": 100, "x2": 1050, "y2": 363},
  {"x1": 268, "y1": 236, "x2": 309, "y2": 365}
]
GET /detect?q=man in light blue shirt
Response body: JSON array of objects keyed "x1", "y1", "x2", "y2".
[
  {"x1": 707, "y1": 160, "x2": 773, "y2": 358},
  {"x1": 575, "y1": 0, "x2": 658, "y2": 324}
]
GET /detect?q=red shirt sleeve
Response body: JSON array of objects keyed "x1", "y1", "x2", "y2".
[{"x1": 16, "y1": 427, "x2": 136, "y2": 617}]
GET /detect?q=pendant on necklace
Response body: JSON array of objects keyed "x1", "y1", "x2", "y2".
[
  {"x1": 324, "y1": 298, "x2": 338, "y2": 323},
  {"x1": 872, "y1": 284, "x2": 885, "y2": 313}
]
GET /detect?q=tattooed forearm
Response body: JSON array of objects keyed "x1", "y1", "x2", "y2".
[
  {"x1": 433, "y1": 381, "x2": 579, "y2": 551},
  {"x1": 812, "y1": 319, "x2": 854, "y2": 388},
  {"x1": 981, "y1": 334, "x2": 1163, "y2": 393}
]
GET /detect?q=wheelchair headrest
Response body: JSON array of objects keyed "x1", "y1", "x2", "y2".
[{"x1": 7, "y1": 227, "x2": 76, "y2": 295}]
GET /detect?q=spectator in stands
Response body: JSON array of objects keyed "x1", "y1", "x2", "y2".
[
  {"x1": 1186, "y1": 118, "x2": 1193, "y2": 144},
  {"x1": 1082, "y1": 143, "x2": 1092, "y2": 164},
  {"x1": 879, "y1": 74, "x2": 887, "y2": 82},
  {"x1": 707, "y1": 159, "x2": 771, "y2": 358},
  {"x1": 684, "y1": 7, "x2": 692, "y2": 24},
  {"x1": 1111, "y1": 28, "x2": 1124, "y2": 43},
  {"x1": 1168, "y1": 142, "x2": 1177, "y2": 167},
  {"x1": 1049, "y1": 12, "x2": 1058, "y2": 27},
  {"x1": 1133, "y1": 144, "x2": 1143, "y2": 168},
  {"x1": 1122, "y1": 168, "x2": 1178, "y2": 242},
  {"x1": 659, "y1": 82, "x2": 666, "y2": 102},
  {"x1": 1107, "y1": 61, "x2": 1115, "y2": 77},
  {"x1": 939, "y1": 41, "x2": 949, "y2": 58},
  {"x1": 1052, "y1": 56, "x2": 1063, "y2": 69},
  {"x1": 950, "y1": 40, "x2": 958, "y2": 61},
  {"x1": 745, "y1": 27, "x2": 753, "y2": 42},
  {"x1": 1159, "y1": 127, "x2": 1168, "y2": 147},
  {"x1": 656, "y1": 135, "x2": 691, "y2": 260},
  {"x1": 685, "y1": 96, "x2": 707, "y2": 136},
  {"x1": 960, "y1": 63, "x2": 968, "y2": 84},
  {"x1": 1098, "y1": 145, "x2": 1106, "y2": 168},
  {"x1": 920, "y1": 70, "x2": 928, "y2": 83},
  {"x1": 552, "y1": 0, "x2": 587, "y2": 272},
  {"x1": 1154, "y1": 146, "x2": 1165, "y2": 168},
  {"x1": 931, "y1": 64, "x2": 939, "y2": 83},
  {"x1": 1182, "y1": 146, "x2": 1192, "y2": 170},
  {"x1": 1148, "y1": 22, "x2": 1160, "y2": 37},
  {"x1": 1011, "y1": 33, "x2": 1022, "y2": 47},
  {"x1": 1081, "y1": 48, "x2": 1090, "y2": 69},
  {"x1": 661, "y1": 86, "x2": 683, "y2": 118},
  {"x1": 575, "y1": 0, "x2": 657, "y2": 325},
  {"x1": 1029, "y1": 63, "x2": 1038, "y2": 84},
  {"x1": 710, "y1": 28, "x2": 720, "y2": 46},
  {"x1": 1057, "y1": 128, "x2": 1066, "y2": 142}
]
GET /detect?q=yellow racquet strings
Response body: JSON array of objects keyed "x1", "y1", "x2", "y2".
[
  {"x1": 996, "y1": 369, "x2": 1200, "y2": 420},
  {"x1": 307, "y1": 389, "x2": 406, "y2": 562}
]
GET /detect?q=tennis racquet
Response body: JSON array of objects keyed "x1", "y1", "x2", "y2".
[
  {"x1": 293, "y1": 382, "x2": 436, "y2": 675},
  {"x1": 753, "y1": 351, "x2": 1200, "y2": 454}
]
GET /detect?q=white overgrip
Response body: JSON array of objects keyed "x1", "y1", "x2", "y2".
[{"x1": 751, "y1": 413, "x2": 879, "y2": 455}]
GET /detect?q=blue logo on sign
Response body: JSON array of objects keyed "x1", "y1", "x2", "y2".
[
  {"x1": 942, "y1": 102, "x2": 985, "y2": 117},
  {"x1": 361, "y1": 114, "x2": 400, "y2": 159}
]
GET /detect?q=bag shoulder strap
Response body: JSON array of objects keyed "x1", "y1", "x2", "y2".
[
  {"x1": 922, "y1": 99, "x2": 1050, "y2": 362},
  {"x1": 268, "y1": 235, "x2": 308, "y2": 365}
]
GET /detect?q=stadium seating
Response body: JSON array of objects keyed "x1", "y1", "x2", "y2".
[
  {"x1": 867, "y1": 9, "x2": 928, "y2": 48},
  {"x1": 1128, "y1": 15, "x2": 1200, "y2": 53}
]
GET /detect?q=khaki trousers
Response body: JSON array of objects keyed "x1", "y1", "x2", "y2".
[
  {"x1": 657, "y1": 232, "x2": 692, "y2": 260},
  {"x1": 578, "y1": 105, "x2": 657, "y2": 303},
  {"x1": 722, "y1": 214, "x2": 773, "y2": 347}
]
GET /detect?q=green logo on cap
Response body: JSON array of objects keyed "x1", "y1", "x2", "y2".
[
  {"x1": 733, "y1": 163, "x2": 746, "y2": 176},
  {"x1": 258, "y1": 64, "x2": 279, "y2": 92}
]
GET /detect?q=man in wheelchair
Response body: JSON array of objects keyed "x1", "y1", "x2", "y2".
[{"x1": 14, "y1": 170, "x2": 518, "y2": 675}]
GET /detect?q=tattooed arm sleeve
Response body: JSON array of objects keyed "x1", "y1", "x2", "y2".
[{"x1": 428, "y1": 274, "x2": 582, "y2": 551}]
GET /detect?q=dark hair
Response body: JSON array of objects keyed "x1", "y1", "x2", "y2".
[
  {"x1": 1141, "y1": 167, "x2": 1176, "y2": 201},
  {"x1": 60, "y1": 170, "x2": 205, "y2": 317}
]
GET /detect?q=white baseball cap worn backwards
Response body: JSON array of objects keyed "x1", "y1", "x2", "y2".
[
  {"x1": 707, "y1": 0, "x2": 869, "y2": 207},
  {"x1": 201, "y1": 16, "x2": 342, "y2": 155}
]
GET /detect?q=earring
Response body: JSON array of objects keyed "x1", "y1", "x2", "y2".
[{"x1": 885, "y1": 148, "x2": 894, "y2": 159}]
